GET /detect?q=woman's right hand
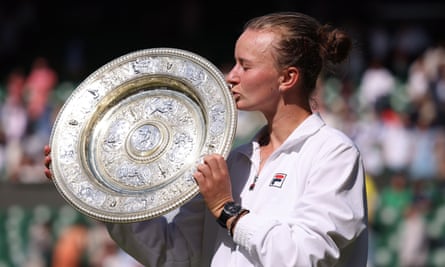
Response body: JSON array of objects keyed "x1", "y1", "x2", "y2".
[{"x1": 44, "y1": 145, "x2": 53, "y2": 180}]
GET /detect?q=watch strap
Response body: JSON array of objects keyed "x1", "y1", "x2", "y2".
[{"x1": 217, "y1": 201, "x2": 241, "y2": 229}]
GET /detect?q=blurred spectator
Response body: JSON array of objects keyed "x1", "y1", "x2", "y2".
[
  {"x1": 24, "y1": 222, "x2": 53, "y2": 267},
  {"x1": 24, "y1": 56, "x2": 58, "y2": 138},
  {"x1": 11, "y1": 146, "x2": 47, "y2": 183},
  {"x1": 373, "y1": 172, "x2": 412, "y2": 238},
  {"x1": 435, "y1": 130, "x2": 445, "y2": 181},
  {"x1": 397, "y1": 180, "x2": 431, "y2": 267},
  {"x1": 430, "y1": 62, "x2": 445, "y2": 127},
  {"x1": 379, "y1": 109, "x2": 413, "y2": 176},
  {"x1": 358, "y1": 59, "x2": 396, "y2": 112},
  {"x1": 0, "y1": 68, "x2": 28, "y2": 181},
  {"x1": 406, "y1": 55, "x2": 430, "y2": 104},
  {"x1": 3, "y1": 57, "x2": 60, "y2": 183},
  {"x1": 373, "y1": 172, "x2": 413, "y2": 266},
  {"x1": 353, "y1": 112, "x2": 385, "y2": 178},
  {"x1": 51, "y1": 223, "x2": 89, "y2": 267},
  {"x1": 407, "y1": 105, "x2": 439, "y2": 181},
  {"x1": 1, "y1": 68, "x2": 27, "y2": 141},
  {"x1": 87, "y1": 223, "x2": 143, "y2": 267},
  {"x1": 422, "y1": 42, "x2": 445, "y2": 82},
  {"x1": 397, "y1": 199, "x2": 429, "y2": 267},
  {"x1": 0, "y1": 131, "x2": 5, "y2": 180},
  {"x1": 51, "y1": 221, "x2": 143, "y2": 267}
]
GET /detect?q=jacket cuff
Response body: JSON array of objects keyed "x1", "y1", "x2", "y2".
[{"x1": 232, "y1": 213, "x2": 278, "y2": 252}]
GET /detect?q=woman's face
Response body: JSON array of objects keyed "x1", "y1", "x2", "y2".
[{"x1": 226, "y1": 29, "x2": 282, "y2": 113}]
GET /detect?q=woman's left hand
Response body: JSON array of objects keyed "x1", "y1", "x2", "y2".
[{"x1": 44, "y1": 145, "x2": 53, "y2": 180}]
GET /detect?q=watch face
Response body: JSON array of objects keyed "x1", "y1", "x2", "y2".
[{"x1": 225, "y1": 202, "x2": 241, "y2": 215}]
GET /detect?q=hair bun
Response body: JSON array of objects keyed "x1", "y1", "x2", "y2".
[{"x1": 319, "y1": 25, "x2": 352, "y2": 64}]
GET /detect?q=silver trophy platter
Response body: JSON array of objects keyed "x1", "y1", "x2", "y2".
[{"x1": 49, "y1": 48, "x2": 237, "y2": 223}]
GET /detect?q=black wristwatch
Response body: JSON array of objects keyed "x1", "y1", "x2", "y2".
[{"x1": 217, "y1": 201, "x2": 242, "y2": 229}]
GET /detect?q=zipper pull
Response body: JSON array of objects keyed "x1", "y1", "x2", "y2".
[{"x1": 249, "y1": 175, "x2": 259, "y2": 191}]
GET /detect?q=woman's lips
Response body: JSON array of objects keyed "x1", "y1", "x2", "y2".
[{"x1": 232, "y1": 92, "x2": 240, "y2": 101}]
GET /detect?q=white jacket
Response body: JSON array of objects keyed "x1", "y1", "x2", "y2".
[{"x1": 107, "y1": 113, "x2": 368, "y2": 267}]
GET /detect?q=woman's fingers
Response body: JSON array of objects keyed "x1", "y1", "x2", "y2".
[
  {"x1": 44, "y1": 145, "x2": 51, "y2": 156},
  {"x1": 194, "y1": 154, "x2": 225, "y2": 187},
  {"x1": 44, "y1": 168, "x2": 53, "y2": 180},
  {"x1": 193, "y1": 154, "x2": 233, "y2": 217},
  {"x1": 43, "y1": 145, "x2": 53, "y2": 180},
  {"x1": 44, "y1": 155, "x2": 51, "y2": 169}
]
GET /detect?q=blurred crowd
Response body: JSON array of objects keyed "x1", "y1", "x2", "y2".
[
  {"x1": 1, "y1": 203, "x2": 143, "y2": 267},
  {"x1": 312, "y1": 22, "x2": 445, "y2": 267},
  {"x1": 1, "y1": 11, "x2": 445, "y2": 267},
  {"x1": 0, "y1": 57, "x2": 57, "y2": 184},
  {"x1": 318, "y1": 41, "x2": 445, "y2": 267},
  {"x1": 0, "y1": 58, "x2": 144, "y2": 267}
]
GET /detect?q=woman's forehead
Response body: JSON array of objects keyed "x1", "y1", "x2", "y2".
[{"x1": 235, "y1": 29, "x2": 276, "y2": 58}]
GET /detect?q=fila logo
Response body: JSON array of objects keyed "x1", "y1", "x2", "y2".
[{"x1": 269, "y1": 173, "x2": 287, "y2": 188}]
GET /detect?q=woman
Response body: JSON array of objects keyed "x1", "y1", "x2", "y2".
[{"x1": 45, "y1": 11, "x2": 368, "y2": 267}]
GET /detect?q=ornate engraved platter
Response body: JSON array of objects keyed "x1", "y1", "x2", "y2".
[{"x1": 49, "y1": 48, "x2": 237, "y2": 223}]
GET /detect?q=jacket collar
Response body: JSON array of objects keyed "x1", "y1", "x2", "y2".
[{"x1": 236, "y1": 113, "x2": 326, "y2": 157}]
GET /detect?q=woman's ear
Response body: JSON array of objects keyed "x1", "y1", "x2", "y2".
[{"x1": 278, "y1": 67, "x2": 299, "y2": 91}]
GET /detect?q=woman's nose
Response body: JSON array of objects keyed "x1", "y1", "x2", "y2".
[{"x1": 225, "y1": 67, "x2": 239, "y2": 86}]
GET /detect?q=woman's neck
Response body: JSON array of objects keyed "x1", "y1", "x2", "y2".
[{"x1": 262, "y1": 106, "x2": 312, "y2": 148}]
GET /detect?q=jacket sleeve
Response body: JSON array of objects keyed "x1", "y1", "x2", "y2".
[{"x1": 106, "y1": 194, "x2": 208, "y2": 267}]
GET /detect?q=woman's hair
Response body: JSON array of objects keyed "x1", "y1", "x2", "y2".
[{"x1": 244, "y1": 12, "x2": 352, "y2": 95}]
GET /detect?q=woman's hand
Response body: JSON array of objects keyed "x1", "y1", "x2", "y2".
[
  {"x1": 44, "y1": 145, "x2": 53, "y2": 180},
  {"x1": 193, "y1": 154, "x2": 234, "y2": 218}
]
